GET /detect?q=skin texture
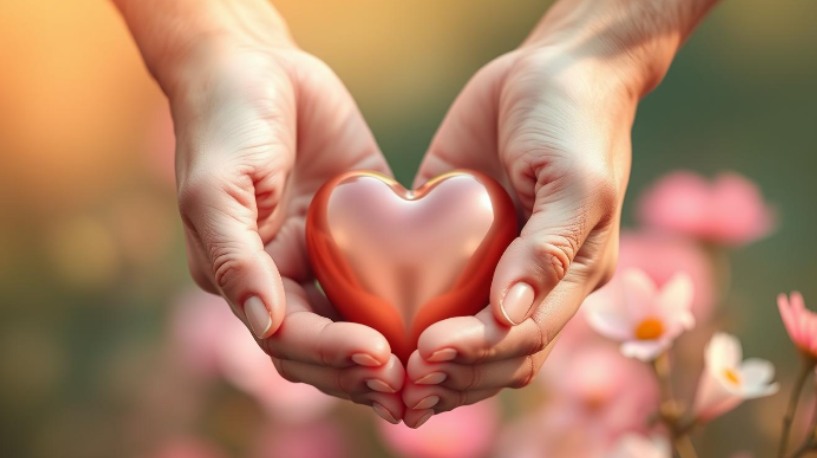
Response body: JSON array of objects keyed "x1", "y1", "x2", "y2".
[{"x1": 112, "y1": 0, "x2": 720, "y2": 426}]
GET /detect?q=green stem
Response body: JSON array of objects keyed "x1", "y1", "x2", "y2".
[
  {"x1": 778, "y1": 359, "x2": 815, "y2": 458},
  {"x1": 675, "y1": 435, "x2": 700, "y2": 458},
  {"x1": 651, "y1": 353, "x2": 699, "y2": 458}
]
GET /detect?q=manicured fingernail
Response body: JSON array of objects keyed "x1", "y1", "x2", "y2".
[
  {"x1": 244, "y1": 296, "x2": 272, "y2": 338},
  {"x1": 428, "y1": 348, "x2": 457, "y2": 362},
  {"x1": 415, "y1": 372, "x2": 447, "y2": 385},
  {"x1": 366, "y1": 379, "x2": 396, "y2": 393},
  {"x1": 352, "y1": 353, "x2": 381, "y2": 367},
  {"x1": 412, "y1": 396, "x2": 439, "y2": 410},
  {"x1": 412, "y1": 411, "x2": 433, "y2": 429},
  {"x1": 500, "y1": 282, "x2": 535, "y2": 325},
  {"x1": 372, "y1": 402, "x2": 399, "y2": 424}
]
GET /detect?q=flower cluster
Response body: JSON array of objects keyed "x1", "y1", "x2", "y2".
[{"x1": 157, "y1": 170, "x2": 817, "y2": 458}]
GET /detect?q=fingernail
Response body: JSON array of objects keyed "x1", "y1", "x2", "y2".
[
  {"x1": 500, "y1": 282, "x2": 535, "y2": 325},
  {"x1": 372, "y1": 402, "x2": 399, "y2": 424},
  {"x1": 412, "y1": 410, "x2": 433, "y2": 429},
  {"x1": 415, "y1": 372, "x2": 447, "y2": 385},
  {"x1": 366, "y1": 379, "x2": 396, "y2": 393},
  {"x1": 244, "y1": 296, "x2": 272, "y2": 338},
  {"x1": 352, "y1": 353, "x2": 381, "y2": 367},
  {"x1": 412, "y1": 395, "x2": 439, "y2": 410},
  {"x1": 427, "y1": 348, "x2": 457, "y2": 362}
]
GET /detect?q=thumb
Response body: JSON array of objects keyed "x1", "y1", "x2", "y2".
[
  {"x1": 490, "y1": 166, "x2": 616, "y2": 327},
  {"x1": 178, "y1": 169, "x2": 287, "y2": 339}
]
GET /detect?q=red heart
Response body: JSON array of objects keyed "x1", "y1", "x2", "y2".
[{"x1": 306, "y1": 170, "x2": 517, "y2": 362}]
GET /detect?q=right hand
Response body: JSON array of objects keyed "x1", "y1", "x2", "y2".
[{"x1": 169, "y1": 35, "x2": 406, "y2": 423}]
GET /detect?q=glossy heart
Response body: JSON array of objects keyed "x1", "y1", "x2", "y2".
[{"x1": 306, "y1": 170, "x2": 517, "y2": 362}]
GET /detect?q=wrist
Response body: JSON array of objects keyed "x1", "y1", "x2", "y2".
[
  {"x1": 115, "y1": 0, "x2": 294, "y2": 98},
  {"x1": 524, "y1": 0, "x2": 719, "y2": 98}
]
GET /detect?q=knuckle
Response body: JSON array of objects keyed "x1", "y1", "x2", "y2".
[
  {"x1": 529, "y1": 235, "x2": 578, "y2": 282},
  {"x1": 212, "y1": 249, "x2": 249, "y2": 292},
  {"x1": 510, "y1": 356, "x2": 538, "y2": 389},
  {"x1": 525, "y1": 320, "x2": 548, "y2": 355}
]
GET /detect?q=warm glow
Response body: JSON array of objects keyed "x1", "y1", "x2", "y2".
[{"x1": 634, "y1": 318, "x2": 665, "y2": 340}]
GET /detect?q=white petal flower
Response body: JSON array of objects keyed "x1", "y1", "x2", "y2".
[
  {"x1": 585, "y1": 269, "x2": 695, "y2": 361},
  {"x1": 693, "y1": 333, "x2": 779, "y2": 422}
]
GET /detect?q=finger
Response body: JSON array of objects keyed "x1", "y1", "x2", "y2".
[
  {"x1": 408, "y1": 340, "x2": 555, "y2": 392},
  {"x1": 273, "y1": 354, "x2": 405, "y2": 395},
  {"x1": 401, "y1": 383, "x2": 500, "y2": 428},
  {"x1": 351, "y1": 392, "x2": 406, "y2": 425},
  {"x1": 178, "y1": 167, "x2": 288, "y2": 340},
  {"x1": 261, "y1": 280, "x2": 392, "y2": 367},
  {"x1": 418, "y1": 275, "x2": 588, "y2": 365},
  {"x1": 416, "y1": 306, "x2": 545, "y2": 365},
  {"x1": 275, "y1": 358, "x2": 405, "y2": 424},
  {"x1": 490, "y1": 167, "x2": 616, "y2": 327}
]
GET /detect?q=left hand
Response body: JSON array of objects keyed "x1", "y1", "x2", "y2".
[{"x1": 401, "y1": 34, "x2": 648, "y2": 429}]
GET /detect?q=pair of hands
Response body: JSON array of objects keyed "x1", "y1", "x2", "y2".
[
  {"x1": 133, "y1": 0, "x2": 708, "y2": 428},
  {"x1": 174, "y1": 45, "x2": 630, "y2": 427}
]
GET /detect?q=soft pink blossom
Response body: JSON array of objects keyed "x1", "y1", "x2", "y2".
[
  {"x1": 494, "y1": 410, "x2": 610, "y2": 458},
  {"x1": 523, "y1": 344, "x2": 659, "y2": 457},
  {"x1": 617, "y1": 231, "x2": 717, "y2": 320},
  {"x1": 637, "y1": 171, "x2": 774, "y2": 246},
  {"x1": 556, "y1": 344, "x2": 659, "y2": 437},
  {"x1": 604, "y1": 434, "x2": 670, "y2": 458},
  {"x1": 146, "y1": 437, "x2": 227, "y2": 458},
  {"x1": 252, "y1": 420, "x2": 349, "y2": 458},
  {"x1": 778, "y1": 292, "x2": 817, "y2": 359},
  {"x1": 378, "y1": 399, "x2": 498, "y2": 458},
  {"x1": 585, "y1": 269, "x2": 695, "y2": 361},
  {"x1": 170, "y1": 289, "x2": 336, "y2": 422},
  {"x1": 693, "y1": 333, "x2": 778, "y2": 422}
]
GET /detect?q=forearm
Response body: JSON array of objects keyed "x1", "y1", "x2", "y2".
[
  {"x1": 110, "y1": 0, "x2": 292, "y2": 96},
  {"x1": 527, "y1": 0, "x2": 722, "y2": 96}
]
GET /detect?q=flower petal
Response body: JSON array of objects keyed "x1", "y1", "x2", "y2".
[
  {"x1": 706, "y1": 333, "x2": 742, "y2": 371},
  {"x1": 740, "y1": 358, "x2": 776, "y2": 388},
  {"x1": 658, "y1": 272, "x2": 694, "y2": 315},
  {"x1": 586, "y1": 308, "x2": 634, "y2": 341},
  {"x1": 621, "y1": 340, "x2": 668, "y2": 362},
  {"x1": 693, "y1": 370, "x2": 743, "y2": 422},
  {"x1": 778, "y1": 293, "x2": 799, "y2": 342},
  {"x1": 742, "y1": 382, "x2": 779, "y2": 399},
  {"x1": 621, "y1": 269, "x2": 658, "y2": 320}
]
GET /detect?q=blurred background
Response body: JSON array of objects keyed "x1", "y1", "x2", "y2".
[{"x1": 1, "y1": 0, "x2": 816, "y2": 457}]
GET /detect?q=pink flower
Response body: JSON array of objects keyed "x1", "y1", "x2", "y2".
[
  {"x1": 585, "y1": 269, "x2": 695, "y2": 361},
  {"x1": 146, "y1": 437, "x2": 227, "y2": 458},
  {"x1": 170, "y1": 289, "x2": 336, "y2": 422},
  {"x1": 557, "y1": 344, "x2": 659, "y2": 437},
  {"x1": 693, "y1": 333, "x2": 778, "y2": 422},
  {"x1": 778, "y1": 292, "x2": 817, "y2": 360},
  {"x1": 637, "y1": 171, "x2": 774, "y2": 246},
  {"x1": 526, "y1": 343, "x2": 659, "y2": 457},
  {"x1": 604, "y1": 434, "x2": 670, "y2": 458},
  {"x1": 617, "y1": 231, "x2": 717, "y2": 320},
  {"x1": 252, "y1": 420, "x2": 349, "y2": 458},
  {"x1": 378, "y1": 399, "x2": 498, "y2": 458}
]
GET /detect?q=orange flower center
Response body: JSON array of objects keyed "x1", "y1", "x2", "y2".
[
  {"x1": 634, "y1": 318, "x2": 665, "y2": 340},
  {"x1": 723, "y1": 368, "x2": 742, "y2": 386}
]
